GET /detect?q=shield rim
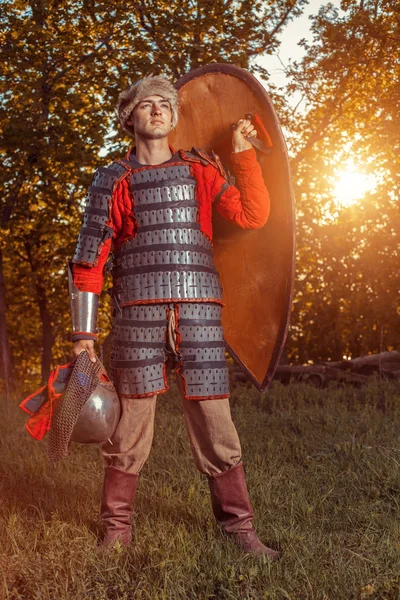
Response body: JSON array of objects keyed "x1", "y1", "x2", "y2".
[{"x1": 174, "y1": 63, "x2": 296, "y2": 392}]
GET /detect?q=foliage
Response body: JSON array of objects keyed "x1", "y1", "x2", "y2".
[
  {"x1": 1, "y1": 0, "x2": 399, "y2": 385},
  {"x1": 280, "y1": 0, "x2": 400, "y2": 362},
  {"x1": 0, "y1": 0, "x2": 306, "y2": 386},
  {"x1": 2, "y1": 381, "x2": 400, "y2": 598}
]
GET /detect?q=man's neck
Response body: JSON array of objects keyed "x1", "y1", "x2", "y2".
[{"x1": 134, "y1": 136, "x2": 172, "y2": 165}]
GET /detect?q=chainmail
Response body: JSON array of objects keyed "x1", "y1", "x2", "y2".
[{"x1": 48, "y1": 352, "x2": 102, "y2": 462}]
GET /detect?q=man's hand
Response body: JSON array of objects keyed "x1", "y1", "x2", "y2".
[
  {"x1": 73, "y1": 339, "x2": 96, "y2": 363},
  {"x1": 232, "y1": 118, "x2": 257, "y2": 153}
]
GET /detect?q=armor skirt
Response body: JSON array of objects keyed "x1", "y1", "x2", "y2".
[{"x1": 110, "y1": 303, "x2": 230, "y2": 400}]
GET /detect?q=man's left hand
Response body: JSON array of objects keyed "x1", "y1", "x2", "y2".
[{"x1": 232, "y1": 118, "x2": 257, "y2": 153}]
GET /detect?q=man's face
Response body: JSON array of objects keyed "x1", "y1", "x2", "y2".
[{"x1": 129, "y1": 95, "x2": 173, "y2": 140}]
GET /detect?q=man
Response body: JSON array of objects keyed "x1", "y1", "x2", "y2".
[{"x1": 70, "y1": 75, "x2": 280, "y2": 560}]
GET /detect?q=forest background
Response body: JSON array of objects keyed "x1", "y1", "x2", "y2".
[{"x1": 1, "y1": 0, "x2": 399, "y2": 394}]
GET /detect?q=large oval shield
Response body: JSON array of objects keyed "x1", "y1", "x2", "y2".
[{"x1": 170, "y1": 64, "x2": 295, "y2": 391}]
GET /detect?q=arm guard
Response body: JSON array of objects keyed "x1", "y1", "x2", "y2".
[{"x1": 68, "y1": 262, "x2": 99, "y2": 342}]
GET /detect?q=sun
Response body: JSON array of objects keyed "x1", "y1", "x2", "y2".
[{"x1": 332, "y1": 166, "x2": 376, "y2": 208}]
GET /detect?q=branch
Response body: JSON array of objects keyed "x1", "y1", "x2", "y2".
[
  {"x1": 270, "y1": 2, "x2": 305, "y2": 38},
  {"x1": 1, "y1": 173, "x2": 25, "y2": 228},
  {"x1": 135, "y1": 4, "x2": 157, "y2": 35},
  {"x1": 290, "y1": 110, "x2": 343, "y2": 170},
  {"x1": 53, "y1": 32, "x2": 116, "y2": 84}
]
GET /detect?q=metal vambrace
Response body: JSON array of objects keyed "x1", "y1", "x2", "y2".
[{"x1": 68, "y1": 262, "x2": 99, "y2": 342}]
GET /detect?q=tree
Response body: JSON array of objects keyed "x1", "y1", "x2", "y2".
[
  {"x1": 1, "y1": 0, "x2": 307, "y2": 389},
  {"x1": 281, "y1": 0, "x2": 400, "y2": 362}
]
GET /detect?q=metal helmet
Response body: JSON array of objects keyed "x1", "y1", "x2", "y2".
[
  {"x1": 48, "y1": 351, "x2": 121, "y2": 462},
  {"x1": 71, "y1": 369, "x2": 120, "y2": 444}
]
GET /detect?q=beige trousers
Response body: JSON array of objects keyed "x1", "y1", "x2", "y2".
[{"x1": 101, "y1": 386, "x2": 242, "y2": 477}]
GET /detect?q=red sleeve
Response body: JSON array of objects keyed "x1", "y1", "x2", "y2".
[
  {"x1": 214, "y1": 148, "x2": 270, "y2": 229},
  {"x1": 72, "y1": 178, "x2": 135, "y2": 294},
  {"x1": 72, "y1": 239, "x2": 111, "y2": 295}
]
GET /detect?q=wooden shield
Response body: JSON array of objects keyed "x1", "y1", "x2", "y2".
[{"x1": 170, "y1": 64, "x2": 295, "y2": 391}]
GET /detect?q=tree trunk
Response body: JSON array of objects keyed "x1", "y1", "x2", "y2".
[
  {"x1": 36, "y1": 282, "x2": 55, "y2": 383},
  {"x1": 24, "y1": 242, "x2": 55, "y2": 383},
  {"x1": 0, "y1": 248, "x2": 14, "y2": 396}
]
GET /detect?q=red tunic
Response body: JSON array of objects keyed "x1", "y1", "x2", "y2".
[{"x1": 73, "y1": 147, "x2": 270, "y2": 296}]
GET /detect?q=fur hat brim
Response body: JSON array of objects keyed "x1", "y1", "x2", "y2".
[{"x1": 118, "y1": 76, "x2": 179, "y2": 137}]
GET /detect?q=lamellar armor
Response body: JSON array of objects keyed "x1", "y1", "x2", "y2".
[
  {"x1": 72, "y1": 155, "x2": 224, "y2": 334},
  {"x1": 112, "y1": 159, "x2": 223, "y2": 306},
  {"x1": 73, "y1": 162, "x2": 128, "y2": 266},
  {"x1": 71, "y1": 161, "x2": 132, "y2": 339}
]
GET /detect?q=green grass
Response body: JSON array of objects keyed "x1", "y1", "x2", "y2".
[{"x1": 1, "y1": 380, "x2": 400, "y2": 599}]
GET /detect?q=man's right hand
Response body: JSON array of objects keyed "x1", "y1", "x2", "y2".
[{"x1": 73, "y1": 339, "x2": 96, "y2": 363}]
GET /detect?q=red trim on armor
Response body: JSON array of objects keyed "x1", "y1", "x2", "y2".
[
  {"x1": 114, "y1": 160, "x2": 133, "y2": 179},
  {"x1": 176, "y1": 372, "x2": 228, "y2": 401},
  {"x1": 178, "y1": 149, "x2": 203, "y2": 165},
  {"x1": 72, "y1": 259, "x2": 97, "y2": 268},
  {"x1": 72, "y1": 331, "x2": 98, "y2": 338},
  {"x1": 185, "y1": 394, "x2": 230, "y2": 401},
  {"x1": 120, "y1": 298, "x2": 224, "y2": 307},
  {"x1": 128, "y1": 161, "x2": 193, "y2": 175},
  {"x1": 119, "y1": 387, "x2": 168, "y2": 399},
  {"x1": 162, "y1": 361, "x2": 168, "y2": 392}
]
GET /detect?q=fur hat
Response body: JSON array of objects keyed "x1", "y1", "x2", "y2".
[{"x1": 118, "y1": 75, "x2": 179, "y2": 136}]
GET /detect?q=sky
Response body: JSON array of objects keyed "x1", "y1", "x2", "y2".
[
  {"x1": 255, "y1": 0, "x2": 377, "y2": 209},
  {"x1": 256, "y1": 0, "x2": 343, "y2": 88}
]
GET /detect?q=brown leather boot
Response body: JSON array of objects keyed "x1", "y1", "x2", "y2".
[
  {"x1": 208, "y1": 462, "x2": 281, "y2": 560},
  {"x1": 100, "y1": 466, "x2": 139, "y2": 546}
]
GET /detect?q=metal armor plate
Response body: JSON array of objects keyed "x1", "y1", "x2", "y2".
[
  {"x1": 110, "y1": 303, "x2": 229, "y2": 399},
  {"x1": 112, "y1": 163, "x2": 223, "y2": 304},
  {"x1": 73, "y1": 161, "x2": 128, "y2": 265}
]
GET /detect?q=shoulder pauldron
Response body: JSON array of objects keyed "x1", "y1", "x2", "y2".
[
  {"x1": 180, "y1": 147, "x2": 230, "y2": 181},
  {"x1": 73, "y1": 161, "x2": 130, "y2": 266}
]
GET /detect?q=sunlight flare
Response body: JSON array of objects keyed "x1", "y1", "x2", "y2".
[{"x1": 333, "y1": 166, "x2": 376, "y2": 208}]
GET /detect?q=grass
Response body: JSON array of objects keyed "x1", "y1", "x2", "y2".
[{"x1": 1, "y1": 380, "x2": 400, "y2": 599}]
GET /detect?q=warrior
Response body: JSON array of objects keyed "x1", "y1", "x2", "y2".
[{"x1": 70, "y1": 75, "x2": 280, "y2": 560}]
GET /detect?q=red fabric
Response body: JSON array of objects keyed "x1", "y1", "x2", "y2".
[
  {"x1": 19, "y1": 384, "x2": 47, "y2": 415},
  {"x1": 72, "y1": 177, "x2": 136, "y2": 295},
  {"x1": 252, "y1": 114, "x2": 273, "y2": 149},
  {"x1": 72, "y1": 147, "x2": 270, "y2": 294},
  {"x1": 25, "y1": 405, "x2": 54, "y2": 441},
  {"x1": 20, "y1": 363, "x2": 72, "y2": 441},
  {"x1": 119, "y1": 297, "x2": 224, "y2": 307},
  {"x1": 217, "y1": 149, "x2": 270, "y2": 229}
]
